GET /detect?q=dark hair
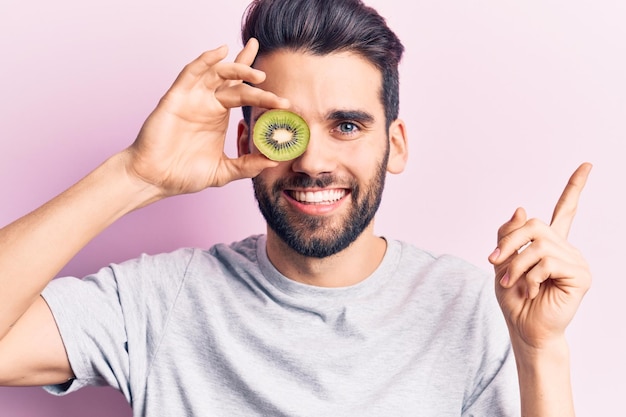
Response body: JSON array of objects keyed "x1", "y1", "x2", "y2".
[{"x1": 241, "y1": 0, "x2": 404, "y2": 128}]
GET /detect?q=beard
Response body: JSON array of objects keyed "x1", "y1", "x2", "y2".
[{"x1": 252, "y1": 148, "x2": 389, "y2": 258}]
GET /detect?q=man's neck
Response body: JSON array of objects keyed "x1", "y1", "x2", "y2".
[{"x1": 264, "y1": 226, "x2": 387, "y2": 288}]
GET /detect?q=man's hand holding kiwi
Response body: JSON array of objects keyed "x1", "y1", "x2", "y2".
[
  {"x1": 0, "y1": 39, "x2": 289, "y2": 340},
  {"x1": 125, "y1": 38, "x2": 289, "y2": 198}
]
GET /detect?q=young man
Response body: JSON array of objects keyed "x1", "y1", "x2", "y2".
[{"x1": 0, "y1": 0, "x2": 591, "y2": 415}]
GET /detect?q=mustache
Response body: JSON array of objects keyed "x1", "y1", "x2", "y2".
[{"x1": 272, "y1": 174, "x2": 339, "y2": 192}]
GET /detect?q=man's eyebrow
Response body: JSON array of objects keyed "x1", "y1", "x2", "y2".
[{"x1": 326, "y1": 110, "x2": 375, "y2": 123}]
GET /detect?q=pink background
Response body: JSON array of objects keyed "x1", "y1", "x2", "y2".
[{"x1": 1, "y1": 0, "x2": 624, "y2": 415}]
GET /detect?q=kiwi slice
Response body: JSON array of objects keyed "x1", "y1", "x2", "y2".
[{"x1": 253, "y1": 110, "x2": 310, "y2": 161}]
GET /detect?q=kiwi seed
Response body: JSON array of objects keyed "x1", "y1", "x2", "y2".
[{"x1": 252, "y1": 110, "x2": 310, "y2": 161}]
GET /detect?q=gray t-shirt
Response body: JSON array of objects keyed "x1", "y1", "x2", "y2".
[{"x1": 42, "y1": 235, "x2": 520, "y2": 416}]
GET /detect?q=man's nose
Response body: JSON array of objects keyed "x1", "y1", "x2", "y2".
[{"x1": 290, "y1": 129, "x2": 338, "y2": 177}]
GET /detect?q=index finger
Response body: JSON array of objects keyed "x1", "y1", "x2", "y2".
[
  {"x1": 550, "y1": 162, "x2": 593, "y2": 237},
  {"x1": 234, "y1": 38, "x2": 260, "y2": 67}
]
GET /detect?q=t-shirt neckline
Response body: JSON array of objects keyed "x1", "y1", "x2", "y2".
[{"x1": 255, "y1": 234, "x2": 402, "y2": 300}]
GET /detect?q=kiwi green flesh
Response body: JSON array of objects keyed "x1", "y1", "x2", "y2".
[{"x1": 253, "y1": 110, "x2": 310, "y2": 161}]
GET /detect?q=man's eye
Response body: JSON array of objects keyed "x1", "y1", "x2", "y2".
[{"x1": 338, "y1": 122, "x2": 358, "y2": 133}]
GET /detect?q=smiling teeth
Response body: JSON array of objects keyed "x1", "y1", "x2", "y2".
[{"x1": 292, "y1": 189, "x2": 345, "y2": 204}]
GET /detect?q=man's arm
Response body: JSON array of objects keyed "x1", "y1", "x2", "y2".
[
  {"x1": 0, "y1": 154, "x2": 156, "y2": 385},
  {"x1": 0, "y1": 153, "x2": 158, "y2": 341},
  {"x1": 489, "y1": 163, "x2": 593, "y2": 416},
  {"x1": 0, "y1": 38, "x2": 287, "y2": 385}
]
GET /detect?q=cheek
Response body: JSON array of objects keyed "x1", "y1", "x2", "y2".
[{"x1": 340, "y1": 140, "x2": 388, "y2": 178}]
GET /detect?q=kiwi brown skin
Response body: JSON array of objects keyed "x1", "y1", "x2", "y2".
[{"x1": 253, "y1": 109, "x2": 310, "y2": 161}]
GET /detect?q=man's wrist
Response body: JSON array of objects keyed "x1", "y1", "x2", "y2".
[
  {"x1": 511, "y1": 334, "x2": 575, "y2": 417},
  {"x1": 110, "y1": 149, "x2": 164, "y2": 212}
]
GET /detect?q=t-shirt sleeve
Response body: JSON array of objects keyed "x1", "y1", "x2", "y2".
[
  {"x1": 41, "y1": 266, "x2": 130, "y2": 396},
  {"x1": 459, "y1": 263, "x2": 521, "y2": 417},
  {"x1": 40, "y1": 248, "x2": 196, "y2": 400},
  {"x1": 461, "y1": 342, "x2": 520, "y2": 416}
]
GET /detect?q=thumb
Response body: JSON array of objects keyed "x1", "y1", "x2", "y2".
[{"x1": 222, "y1": 154, "x2": 279, "y2": 184}]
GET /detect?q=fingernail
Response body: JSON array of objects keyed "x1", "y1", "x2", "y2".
[
  {"x1": 500, "y1": 271, "x2": 510, "y2": 286},
  {"x1": 489, "y1": 247, "x2": 501, "y2": 261}
]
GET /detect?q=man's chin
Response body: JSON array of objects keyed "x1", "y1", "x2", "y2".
[
  {"x1": 282, "y1": 239, "x2": 354, "y2": 259},
  {"x1": 273, "y1": 225, "x2": 362, "y2": 258}
]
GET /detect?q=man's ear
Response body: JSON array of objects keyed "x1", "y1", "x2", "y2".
[
  {"x1": 237, "y1": 119, "x2": 251, "y2": 157},
  {"x1": 387, "y1": 118, "x2": 408, "y2": 174}
]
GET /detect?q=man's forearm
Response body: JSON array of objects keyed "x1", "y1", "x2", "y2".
[
  {"x1": 513, "y1": 337, "x2": 575, "y2": 417},
  {"x1": 0, "y1": 150, "x2": 160, "y2": 339}
]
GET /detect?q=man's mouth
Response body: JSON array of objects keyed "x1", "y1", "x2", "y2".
[{"x1": 287, "y1": 189, "x2": 347, "y2": 205}]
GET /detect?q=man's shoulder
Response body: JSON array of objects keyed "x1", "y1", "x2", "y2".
[
  {"x1": 390, "y1": 239, "x2": 493, "y2": 298},
  {"x1": 120, "y1": 234, "x2": 264, "y2": 268},
  {"x1": 392, "y1": 239, "x2": 489, "y2": 277}
]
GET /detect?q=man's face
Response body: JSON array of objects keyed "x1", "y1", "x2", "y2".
[{"x1": 244, "y1": 50, "x2": 393, "y2": 258}]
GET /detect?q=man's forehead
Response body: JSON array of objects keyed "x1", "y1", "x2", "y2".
[
  {"x1": 251, "y1": 49, "x2": 384, "y2": 117},
  {"x1": 253, "y1": 49, "x2": 381, "y2": 83}
]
